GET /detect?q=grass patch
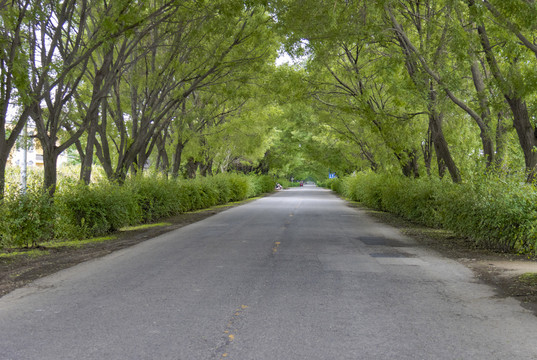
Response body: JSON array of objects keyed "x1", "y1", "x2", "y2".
[
  {"x1": 187, "y1": 197, "x2": 259, "y2": 214},
  {"x1": 120, "y1": 222, "x2": 172, "y2": 231},
  {"x1": 42, "y1": 235, "x2": 117, "y2": 249},
  {"x1": 408, "y1": 228, "x2": 453, "y2": 237},
  {"x1": 209, "y1": 199, "x2": 256, "y2": 208},
  {"x1": 0, "y1": 249, "x2": 49, "y2": 258},
  {"x1": 188, "y1": 207, "x2": 226, "y2": 214},
  {"x1": 519, "y1": 273, "x2": 537, "y2": 285}
]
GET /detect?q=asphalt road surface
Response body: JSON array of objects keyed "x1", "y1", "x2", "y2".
[{"x1": 1, "y1": 185, "x2": 537, "y2": 359}]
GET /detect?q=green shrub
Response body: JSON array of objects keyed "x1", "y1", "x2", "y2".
[
  {"x1": 0, "y1": 188, "x2": 55, "y2": 248},
  {"x1": 434, "y1": 178, "x2": 537, "y2": 253},
  {"x1": 226, "y1": 173, "x2": 250, "y2": 201},
  {"x1": 56, "y1": 182, "x2": 139, "y2": 239},
  {"x1": 378, "y1": 176, "x2": 443, "y2": 227},
  {"x1": 250, "y1": 175, "x2": 276, "y2": 195},
  {"x1": 341, "y1": 172, "x2": 384, "y2": 209},
  {"x1": 125, "y1": 176, "x2": 181, "y2": 222},
  {"x1": 2, "y1": 173, "x2": 276, "y2": 248},
  {"x1": 329, "y1": 178, "x2": 343, "y2": 193},
  {"x1": 318, "y1": 178, "x2": 341, "y2": 192},
  {"x1": 211, "y1": 174, "x2": 234, "y2": 203}
]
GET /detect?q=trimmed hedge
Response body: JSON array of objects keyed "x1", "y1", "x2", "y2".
[
  {"x1": 55, "y1": 182, "x2": 140, "y2": 239},
  {"x1": 329, "y1": 172, "x2": 537, "y2": 254},
  {"x1": 0, "y1": 174, "x2": 275, "y2": 248}
]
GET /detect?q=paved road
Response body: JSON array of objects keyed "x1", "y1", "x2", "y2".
[{"x1": 1, "y1": 185, "x2": 536, "y2": 359}]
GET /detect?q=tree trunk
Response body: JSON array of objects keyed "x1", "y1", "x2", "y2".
[
  {"x1": 171, "y1": 140, "x2": 185, "y2": 178},
  {"x1": 506, "y1": 96, "x2": 537, "y2": 182},
  {"x1": 479, "y1": 130, "x2": 495, "y2": 169},
  {"x1": 186, "y1": 157, "x2": 197, "y2": 179},
  {"x1": 157, "y1": 147, "x2": 169, "y2": 176},
  {"x1": 199, "y1": 159, "x2": 212, "y2": 177},
  {"x1": 0, "y1": 153, "x2": 7, "y2": 199},
  {"x1": 470, "y1": 7, "x2": 537, "y2": 181},
  {"x1": 470, "y1": 60, "x2": 495, "y2": 168},
  {"x1": 386, "y1": 7, "x2": 459, "y2": 181},
  {"x1": 155, "y1": 131, "x2": 169, "y2": 175},
  {"x1": 400, "y1": 150, "x2": 420, "y2": 178},
  {"x1": 254, "y1": 151, "x2": 270, "y2": 175},
  {"x1": 357, "y1": 140, "x2": 378, "y2": 172},
  {"x1": 139, "y1": 128, "x2": 161, "y2": 174},
  {"x1": 42, "y1": 142, "x2": 59, "y2": 197},
  {"x1": 63, "y1": 123, "x2": 85, "y2": 163},
  {"x1": 94, "y1": 104, "x2": 115, "y2": 180},
  {"x1": 429, "y1": 106, "x2": 461, "y2": 183},
  {"x1": 422, "y1": 126, "x2": 433, "y2": 177},
  {"x1": 80, "y1": 124, "x2": 96, "y2": 185},
  {"x1": 494, "y1": 111, "x2": 508, "y2": 170},
  {"x1": 94, "y1": 133, "x2": 114, "y2": 181},
  {"x1": 0, "y1": 109, "x2": 30, "y2": 198}
]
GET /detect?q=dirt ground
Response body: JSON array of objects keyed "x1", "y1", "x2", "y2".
[{"x1": 1, "y1": 198, "x2": 537, "y2": 316}]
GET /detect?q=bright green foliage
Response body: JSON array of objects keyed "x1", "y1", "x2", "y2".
[
  {"x1": 56, "y1": 174, "x2": 274, "y2": 239},
  {"x1": 0, "y1": 188, "x2": 55, "y2": 248},
  {"x1": 125, "y1": 177, "x2": 189, "y2": 221},
  {"x1": 248, "y1": 175, "x2": 276, "y2": 196},
  {"x1": 55, "y1": 183, "x2": 140, "y2": 239},
  {"x1": 317, "y1": 178, "x2": 344, "y2": 195}
]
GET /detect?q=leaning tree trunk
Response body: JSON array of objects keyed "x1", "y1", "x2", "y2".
[
  {"x1": 471, "y1": 11, "x2": 537, "y2": 182},
  {"x1": 429, "y1": 107, "x2": 461, "y2": 183},
  {"x1": 506, "y1": 96, "x2": 537, "y2": 182},
  {"x1": 428, "y1": 83, "x2": 461, "y2": 183},
  {"x1": 470, "y1": 60, "x2": 495, "y2": 168}
]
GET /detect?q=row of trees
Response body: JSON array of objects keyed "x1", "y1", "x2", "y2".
[
  {"x1": 1, "y1": 0, "x2": 281, "y2": 198},
  {"x1": 271, "y1": 0, "x2": 537, "y2": 184},
  {"x1": 5, "y1": 0, "x2": 537, "y2": 201}
]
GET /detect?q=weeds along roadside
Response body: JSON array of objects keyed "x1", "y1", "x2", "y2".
[
  {"x1": 321, "y1": 172, "x2": 537, "y2": 255},
  {"x1": 0, "y1": 173, "x2": 276, "y2": 250}
]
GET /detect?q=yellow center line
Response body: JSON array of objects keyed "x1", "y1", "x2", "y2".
[{"x1": 216, "y1": 304, "x2": 249, "y2": 358}]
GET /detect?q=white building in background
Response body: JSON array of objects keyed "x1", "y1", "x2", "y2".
[{"x1": 7, "y1": 122, "x2": 68, "y2": 169}]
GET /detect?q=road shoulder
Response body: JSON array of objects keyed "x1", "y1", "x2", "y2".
[
  {"x1": 349, "y1": 202, "x2": 537, "y2": 316},
  {"x1": 0, "y1": 202, "x2": 249, "y2": 298}
]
